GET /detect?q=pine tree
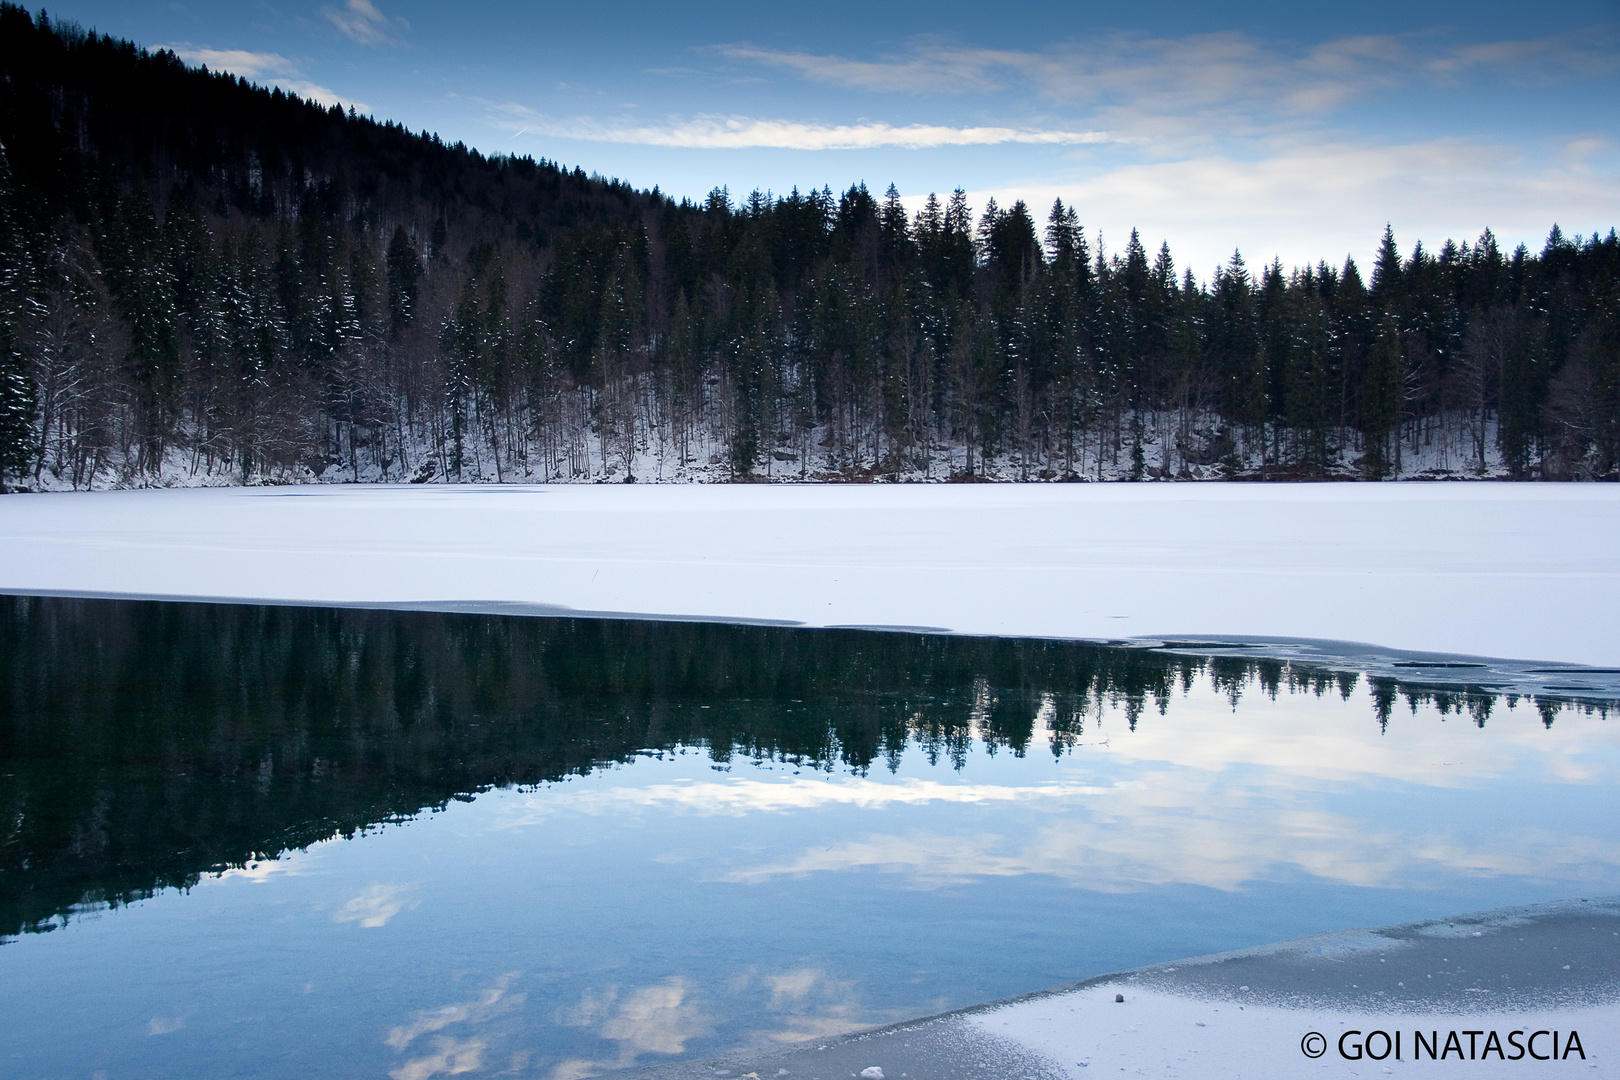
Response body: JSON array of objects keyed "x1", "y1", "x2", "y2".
[
  {"x1": 1360, "y1": 315, "x2": 1405, "y2": 476},
  {"x1": 386, "y1": 225, "x2": 422, "y2": 336},
  {"x1": 0, "y1": 317, "x2": 33, "y2": 488},
  {"x1": 0, "y1": 142, "x2": 35, "y2": 487}
]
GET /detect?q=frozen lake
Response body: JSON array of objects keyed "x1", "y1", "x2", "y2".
[
  {"x1": 2, "y1": 482, "x2": 1618, "y2": 666},
  {"x1": 3, "y1": 597, "x2": 1617, "y2": 1079}
]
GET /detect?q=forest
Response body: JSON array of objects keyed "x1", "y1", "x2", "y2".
[{"x1": 1, "y1": 4, "x2": 1617, "y2": 489}]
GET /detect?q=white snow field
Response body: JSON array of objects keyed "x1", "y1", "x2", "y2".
[{"x1": 1, "y1": 481, "x2": 1616, "y2": 665}]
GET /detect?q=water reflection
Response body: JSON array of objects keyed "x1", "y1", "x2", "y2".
[
  {"x1": 388, "y1": 974, "x2": 523, "y2": 1080},
  {"x1": 2, "y1": 595, "x2": 1614, "y2": 942},
  {"x1": 2, "y1": 596, "x2": 1619, "y2": 1079}
]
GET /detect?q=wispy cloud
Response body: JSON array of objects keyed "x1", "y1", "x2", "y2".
[
  {"x1": 723, "y1": 30, "x2": 1619, "y2": 123},
  {"x1": 164, "y1": 44, "x2": 366, "y2": 111},
  {"x1": 719, "y1": 44, "x2": 1015, "y2": 94},
  {"x1": 323, "y1": 0, "x2": 409, "y2": 48},
  {"x1": 167, "y1": 47, "x2": 297, "y2": 80},
  {"x1": 489, "y1": 106, "x2": 1110, "y2": 151}
]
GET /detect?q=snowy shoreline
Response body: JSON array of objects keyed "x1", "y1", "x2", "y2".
[
  {"x1": 621, "y1": 898, "x2": 1620, "y2": 1080},
  {"x1": 2, "y1": 481, "x2": 1617, "y2": 667}
]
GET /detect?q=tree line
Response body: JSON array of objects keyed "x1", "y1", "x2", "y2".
[{"x1": 1, "y1": 4, "x2": 1617, "y2": 489}]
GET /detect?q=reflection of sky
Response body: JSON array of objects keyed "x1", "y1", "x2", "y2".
[{"x1": 3, "y1": 679, "x2": 1618, "y2": 1079}]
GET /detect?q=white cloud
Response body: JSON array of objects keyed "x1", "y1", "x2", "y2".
[
  {"x1": 724, "y1": 31, "x2": 1619, "y2": 120},
  {"x1": 278, "y1": 80, "x2": 366, "y2": 111},
  {"x1": 167, "y1": 47, "x2": 297, "y2": 80},
  {"x1": 490, "y1": 109, "x2": 1110, "y2": 151},
  {"x1": 719, "y1": 44, "x2": 1015, "y2": 94},
  {"x1": 953, "y1": 137, "x2": 1620, "y2": 280},
  {"x1": 164, "y1": 44, "x2": 367, "y2": 112},
  {"x1": 323, "y1": 0, "x2": 409, "y2": 47}
]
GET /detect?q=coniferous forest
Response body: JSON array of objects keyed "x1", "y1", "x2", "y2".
[{"x1": 1, "y1": 6, "x2": 1617, "y2": 490}]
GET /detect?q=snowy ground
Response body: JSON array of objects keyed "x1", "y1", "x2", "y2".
[
  {"x1": 1, "y1": 481, "x2": 1616, "y2": 666},
  {"x1": 970, "y1": 899, "x2": 1620, "y2": 1080},
  {"x1": 20, "y1": 412, "x2": 1522, "y2": 491}
]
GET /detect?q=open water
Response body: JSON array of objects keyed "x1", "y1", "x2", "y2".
[{"x1": 2, "y1": 596, "x2": 1617, "y2": 1079}]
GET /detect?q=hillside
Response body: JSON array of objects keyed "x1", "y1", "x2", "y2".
[{"x1": 0, "y1": 4, "x2": 1617, "y2": 489}]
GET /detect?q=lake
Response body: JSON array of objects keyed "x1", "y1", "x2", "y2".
[{"x1": 2, "y1": 596, "x2": 1617, "y2": 1079}]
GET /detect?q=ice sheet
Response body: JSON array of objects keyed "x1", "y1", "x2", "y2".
[{"x1": 1, "y1": 482, "x2": 1616, "y2": 666}]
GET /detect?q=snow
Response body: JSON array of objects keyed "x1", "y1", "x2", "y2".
[
  {"x1": 974, "y1": 989, "x2": 1618, "y2": 1078},
  {"x1": 19, "y1": 411, "x2": 1527, "y2": 491},
  {"x1": 1, "y1": 481, "x2": 1617, "y2": 666}
]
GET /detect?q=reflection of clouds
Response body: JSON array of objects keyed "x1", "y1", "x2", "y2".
[
  {"x1": 1082, "y1": 687, "x2": 1620, "y2": 791},
  {"x1": 214, "y1": 859, "x2": 295, "y2": 883},
  {"x1": 551, "y1": 977, "x2": 713, "y2": 1078},
  {"x1": 481, "y1": 679, "x2": 1620, "y2": 900},
  {"x1": 208, "y1": 842, "x2": 332, "y2": 885},
  {"x1": 387, "y1": 973, "x2": 522, "y2": 1049},
  {"x1": 334, "y1": 883, "x2": 415, "y2": 928},
  {"x1": 386, "y1": 975, "x2": 522, "y2": 1080},
  {"x1": 497, "y1": 776, "x2": 1098, "y2": 825},
  {"x1": 389, "y1": 1037, "x2": 484, "y2": 1080},
  {"x1": 601, "y1": 978, "x2": 711, "y2": 1054},
  {"x1": 751, "y1": 967, "x2": 874, "y2": 1044},
  {"x1": 722, "y1": 778, "x2": 1620, "y2": 893},
  {"x1": 765, "y1": 967, "x2": 827, "y2": 1007}
]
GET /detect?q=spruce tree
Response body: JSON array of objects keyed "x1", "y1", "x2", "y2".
[
  {"x1": 0, "y1": 142, "x2": 34, "y2": 488},
  {"x1": 1360, "y1": 315, "x2": 1405, "y2": 476}
]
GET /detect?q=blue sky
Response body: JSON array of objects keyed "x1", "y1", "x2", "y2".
[{"x1": 46, "y1": 0, "x2": 1620, "y2": 277}]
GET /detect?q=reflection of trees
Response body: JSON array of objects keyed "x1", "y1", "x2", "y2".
[
  {"x1": 0, "y1": 596, "x2": 1609, "y2": 941},
  {"x1": 1367, "y1": 679, "x2": 1562, "y2": 732}
]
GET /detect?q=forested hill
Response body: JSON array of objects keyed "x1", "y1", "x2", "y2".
[{"x1": 0, "y1": 5, "x2": 1616, "y2": 490}]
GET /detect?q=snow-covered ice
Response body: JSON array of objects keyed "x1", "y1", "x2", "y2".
[{"x1": 1, "y1": 481, "x2": 1616, "y2": 666}]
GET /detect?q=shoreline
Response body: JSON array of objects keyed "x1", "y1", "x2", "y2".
[
  {"x1": 620, "y1": 898, "x2": 1620, "y2": 1079},
  {"x1": 6, "y1": 589, "x2": 1620, "y2": 707}
]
